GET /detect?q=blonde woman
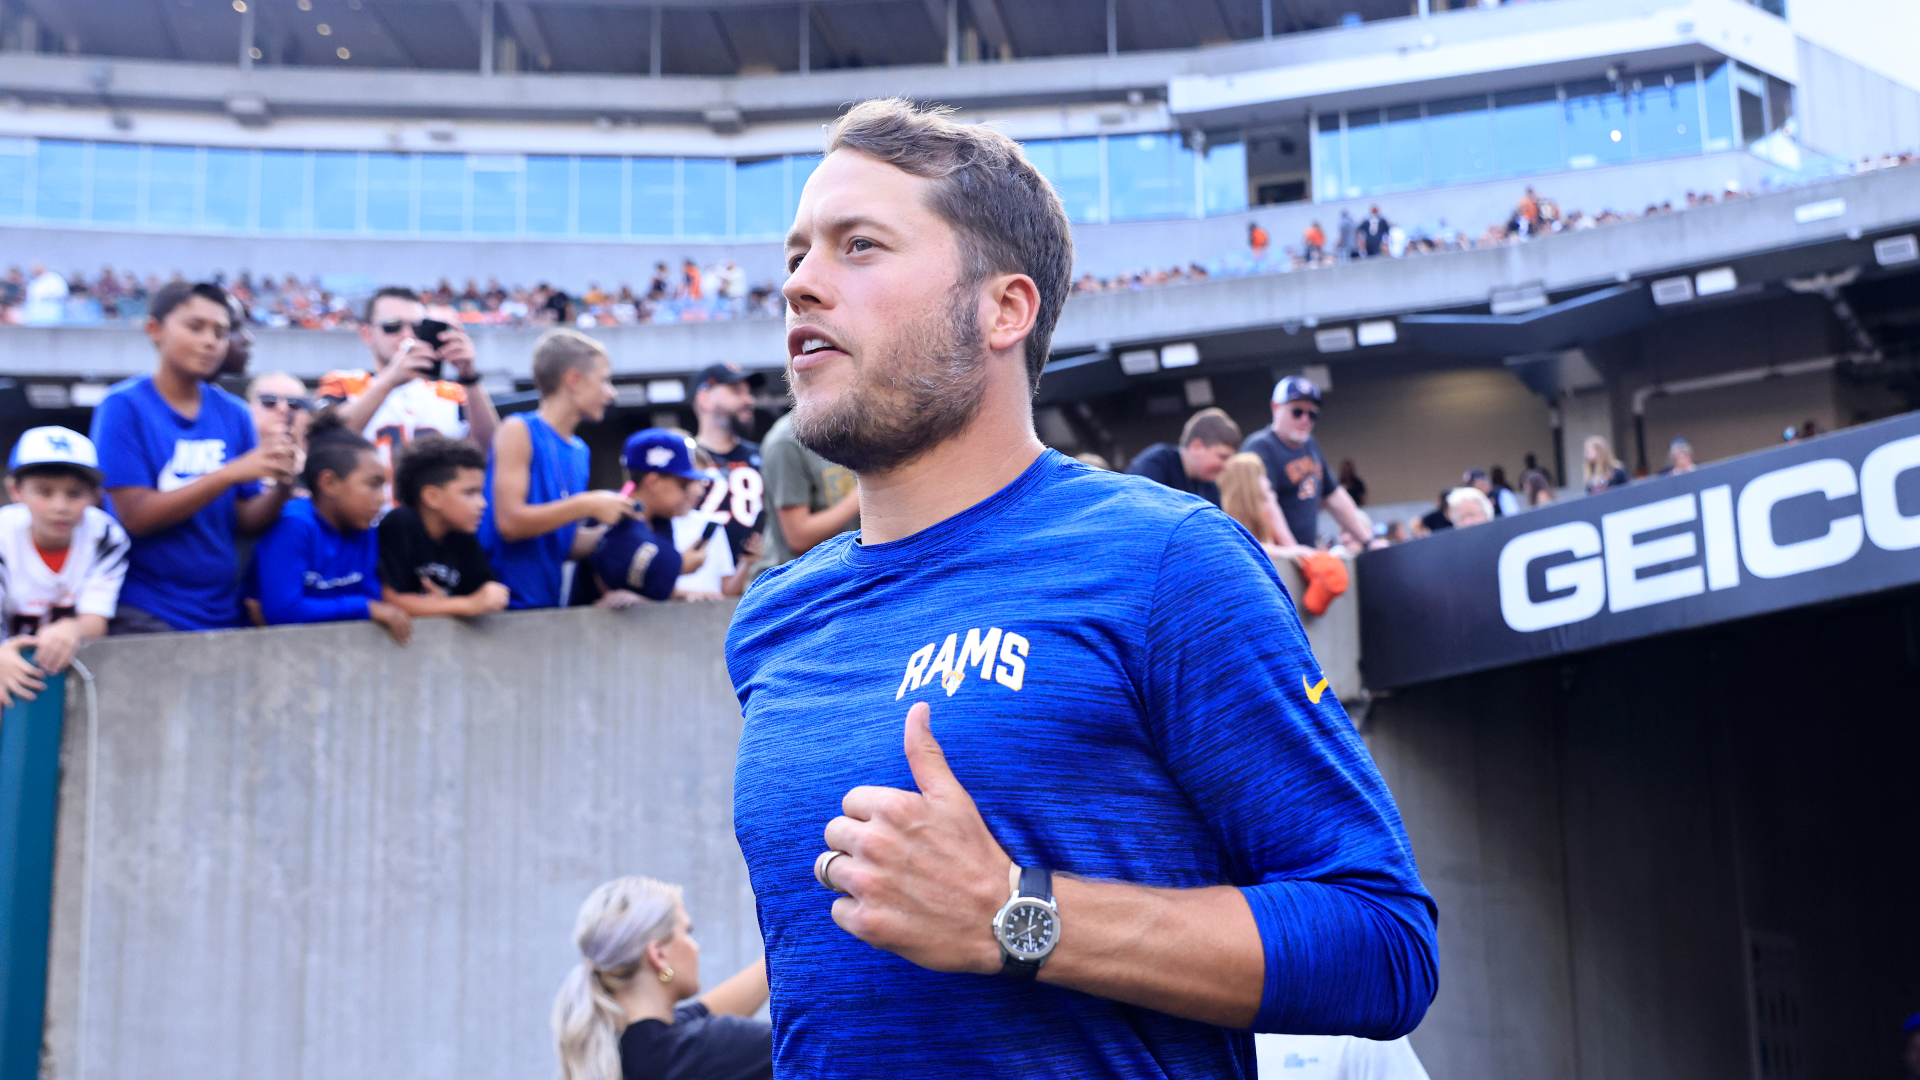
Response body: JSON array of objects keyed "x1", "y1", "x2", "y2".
[
  {"x1": 1582, "y1": 435, "x2": 1630, "y2": 494},
  {"x1": 1217, "y1": 453, "x2": 1311, "y2": 563},
  {"x1": 554, "y1": 877, "x2": 770, "y2": 1080}
]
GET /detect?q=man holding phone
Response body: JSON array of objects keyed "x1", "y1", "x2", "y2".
[{"x1": 319, "y1": 286, "x2": 500, "y2": 500}]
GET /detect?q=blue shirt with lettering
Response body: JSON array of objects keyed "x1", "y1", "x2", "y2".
[
  {"x1": 727, "y1": 450, "x2": 1437, "y2": 1080},
  {"x1": 247, "y1": 497, "x2": 381, "y2": 625},
  {"x1": 92, "y1": 375, "x2": 262, "y2": 630}
]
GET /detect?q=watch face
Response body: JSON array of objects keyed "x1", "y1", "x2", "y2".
[{"x1": 997, "y1": 899, "x2": 1059, "y2": 961}]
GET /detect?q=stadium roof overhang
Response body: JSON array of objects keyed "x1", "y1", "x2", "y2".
[{"x1": 1167, "y1": 0, "x2": 1796, "y2": 129}]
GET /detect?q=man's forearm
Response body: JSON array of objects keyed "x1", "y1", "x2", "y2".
[
  {"x1": 329, "y1": 380, "x2": 394, "y2": 435},
  {"x1": 781, "y1": 492, "x2": 860, "y2": 554},
  {"x1": 464, "y1": 383, "x2": 500, "y2": 452},
  {"x1": 496, "y1": 494, "x2": 595, "y2": 543},
  {"x1": 1328, "y1": 489, "x2": 1371, "y2": 541},
  {"x1": 1040, "y1": 878, "x2": 1262, "y2": 1029},
  {"x1": 110, "y1": 470, "x2": 245, "y2": 536},
  {"x1": 236, "y1": 483, "x2": 294, "y2": 535}
]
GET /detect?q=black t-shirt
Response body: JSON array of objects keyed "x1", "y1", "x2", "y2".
[
  {"x1": 697, "y1": 438, "x2": 763, "y2": 562},
  {"x1": 376, "y1": 506, "x2": 496, "y2": 596},
  {"x1": 1242, "y1": 427, "x2": 1341, "y2": 547},
  {"x1": 1125, "y1": 442, "x2": 1219, "y2": 505},
  {"x1": 619, "y1": 1001, "x2": 772, "y2": 1080}
]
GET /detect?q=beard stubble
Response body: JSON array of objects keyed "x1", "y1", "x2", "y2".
[{"x1": 787, "y1": 284, "x2": 988, "y2": 475}]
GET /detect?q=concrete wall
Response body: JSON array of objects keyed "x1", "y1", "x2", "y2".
[
  {"x1": 1794, "y1": 39, "x2": 1920, "y2": 164},
  {"x1": 41, "y1": 605, "x2": 759, "y2": 1080}
]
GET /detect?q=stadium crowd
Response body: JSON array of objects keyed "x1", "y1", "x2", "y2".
[
  {"x1": 0, "y1": 260, "x2": 1833, "y2": 698},
  {"x1": 10, "y1": 153, "x2": 1913, "y2": 323},
  {"x1": 0, "y1": 278, "x2": 859, "y2": 704},
  {"x1": 0, "y1": 259, "x2": 788, "y2": 329}
]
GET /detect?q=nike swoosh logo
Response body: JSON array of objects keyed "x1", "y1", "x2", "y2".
[{"x1": 1303, "y1": 674, "x2": 1330, "y2": 704}]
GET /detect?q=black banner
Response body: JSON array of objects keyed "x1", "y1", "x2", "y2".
[{"x1": 1357, "y1": 411, "x2": 1920, "y2": 689}]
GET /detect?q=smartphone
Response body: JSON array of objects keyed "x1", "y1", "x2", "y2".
[
  {"x1": 412, "y1": 318, "x2": 453, "y2": 381},
  {"x1": 693, "y1": 519, "x2": 723, "y2": 549}
]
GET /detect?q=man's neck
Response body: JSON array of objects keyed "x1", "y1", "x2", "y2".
[
  {"x1": 152, "y1": 363, "x2": 204, "y2": 414},
  {"x1": 537, "y1": 397, "x2": 583, "y2": 439},
  {"x1": 696, "y1": 416, "x2": 738, "y2": 456},
  {"x1": 855, "y1": 367, "x2": 1044, "y2": 547}
]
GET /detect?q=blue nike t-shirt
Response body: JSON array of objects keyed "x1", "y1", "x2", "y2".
[
  {"x1": 727, "y1": 450, "x2": 1437, "y2": 1080},
  {"x1": 92, "y1": 375, "x2": 263, "y2": 630}
]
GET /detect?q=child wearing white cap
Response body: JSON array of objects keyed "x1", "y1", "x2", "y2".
[{"x1": 0, "y1": 426, "x2": 131, "y2": 707}]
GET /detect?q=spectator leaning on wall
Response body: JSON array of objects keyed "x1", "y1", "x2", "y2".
[
  {"x1": 378, "y1": 434, "x2": 511, "y2": 620},
  {"x1": 590, "y1": 429, "x2": 716, "y2": 604},
  {"x1": 1240, "y1": 376, "x2": 1376, "y2": 557},
  {"x1": 1125, "y1": 408, "x2": 1242, "y2": 506},
  {"x1": 479, "y1": 329, "x2": 630, "y2": 610},
  {"x1": 248, "y1": 413, "x2": 413, "y2": 644},
  {"x1": 91, "y1": 281, "x2": 297, "y2": 633},
  {"x1": 0, "y1": 428, "x2": 130, "y2": 707}
]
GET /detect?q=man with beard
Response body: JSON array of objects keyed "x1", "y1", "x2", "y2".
[
  {"x1": 690, "y1": 362, "x2": 767, "y2": 568},
  {"x1": 725, "y1": 98, "x2": 1437, "y2": 1079}
]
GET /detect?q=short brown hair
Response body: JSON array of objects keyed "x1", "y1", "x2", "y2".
[
  {"x1": 532, "y1": 328, "x2": 608, "y2": 396},
  {"x1": 1180, "y1": 407, "x2": 1242, "y2": 450},
  {"x1": 824, "y1": 98, "x2": 1074, "y2": 393}
]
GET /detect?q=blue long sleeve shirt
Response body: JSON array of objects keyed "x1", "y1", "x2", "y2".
[
  {"x1": 250, "y1": 498, "x2": 381, "y2": 625},
  {"x1": 726, "y1": 450, "x2": 1437, "y2": 1079}
]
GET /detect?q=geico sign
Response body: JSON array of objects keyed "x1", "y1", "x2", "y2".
[{"x1": 1499, "y1": 433, "x2": 1920, "y2": 632}]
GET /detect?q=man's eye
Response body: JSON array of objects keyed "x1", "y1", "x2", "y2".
[
  {"x1": 787, "y1": 254, "x2": 804, "y2": 272},
  {"x1": 849, "y1": 238, "x2": 873, "y2": 253}
]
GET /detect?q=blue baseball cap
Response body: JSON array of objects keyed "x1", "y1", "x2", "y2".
[
  {"x1": 589, "y1": 518, "x2": 681, "y2": 602},
  {"x1": 621, "y1": 428, "x2": 709, "y2": 481},
  {"x1": 9, "y1": 426, "x2": 102, "y2": 480},
  {"x1": 1904, "y1": 1011, "x2": 1920, "y2": 1034},
  {"x1": 1272, "y1": 376, "x2": 1322, "y2": 405}
]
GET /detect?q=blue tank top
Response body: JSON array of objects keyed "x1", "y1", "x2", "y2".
[{"x1": 479, "y1": 413, "x2": 590, "y2": 609}]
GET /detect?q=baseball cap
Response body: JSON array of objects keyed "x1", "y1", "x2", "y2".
[
  {"x1": 1272, "y1": 376, "x2": 1322, "y2": 405},
  {"x1": 621, "y1": 428, "x2": 711, "y2": 481},
  {"x1": 1463, "y1": 468, "x2": 1489, "y2": 484},
  {"x1": 1904, "y1": 1012, "x2": 1920, "y2": 1034},
  {"x1": 589, "y1": 518, "x2": 680, "y2": 602},
  {"x1": 691, "y1": 362, "x2": 767, "y2": 394},
  {"x1": 8, "y1": 426, "x2": 102, "y2": 480}
]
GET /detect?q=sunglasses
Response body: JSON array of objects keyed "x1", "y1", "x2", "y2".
[
  {"x1": 377, "y1": 320, "x2": 417, "y2": 335},
  {"x1": 1290, "y1": 407, "x2": 1320, "y2": 421},
  {"x1": 257, "y1": 394, "x2": 312, "y2": 411}
]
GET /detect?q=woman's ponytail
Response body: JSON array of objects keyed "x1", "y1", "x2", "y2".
[{"x1": 553, "y1": 877, "x2": 682, "y2": 1080}]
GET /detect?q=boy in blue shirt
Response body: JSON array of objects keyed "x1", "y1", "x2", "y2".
[
  {"x1": 91, "y1": 281, "x2": 297, "y2": 632},
  {"x1": 249, "y1": 414, "x2": 413, "y2": 643},
  {"x1": 478, "y1": 329, "x2": 632, "y2": 609},
  {"x1": 588, "y1": 429, "x2": 713, "y2": 603}
]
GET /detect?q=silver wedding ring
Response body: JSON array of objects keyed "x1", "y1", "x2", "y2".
[{"x1": 814, "y1": 849, "x2": 851, "y2": 894}]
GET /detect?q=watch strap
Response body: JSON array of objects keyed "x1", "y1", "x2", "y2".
[
  {"x1": 997, "y1": 865, "x2": 1054, "y2": 982},
  {"x1": 1019, "y1": 864, "x2": 1053, "y2": 904}
]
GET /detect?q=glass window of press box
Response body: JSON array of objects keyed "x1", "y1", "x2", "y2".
[
  {"x1": 0, "y1": 131, "x2": 1249, "y2": 235},
  {"x1": 1311, "y1": 62, "x2": 1792, "y2": 201}
]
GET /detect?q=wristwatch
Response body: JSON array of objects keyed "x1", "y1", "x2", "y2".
[
  {"x1": 456, "y1": 372, "x2": 483, "y2": 386},
  {"x1": 992, "y1": 864, "x2": 1060, "y2": 980}
]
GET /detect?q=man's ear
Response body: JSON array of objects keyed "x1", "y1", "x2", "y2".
[
  {"x1": 3, "y1": 477, "x2": 19, "y2": 503},
  {"x1": 984, "y1": 273, "x2": 1040, "y2": 357}
]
